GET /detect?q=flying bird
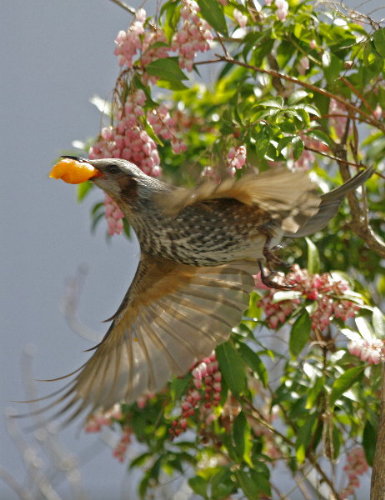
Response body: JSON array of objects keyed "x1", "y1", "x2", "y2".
[{"x1": 32, "y1": 158, "x2": 372, "y2": 424}]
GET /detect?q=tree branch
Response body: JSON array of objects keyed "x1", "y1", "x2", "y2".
[{"x1": 371, "y1": 363, "x2": 385, "y2": 499}]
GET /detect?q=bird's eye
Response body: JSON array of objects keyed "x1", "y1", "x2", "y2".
[{"x1": 106, "y1": 164, "x2": 121, "y2": 174}]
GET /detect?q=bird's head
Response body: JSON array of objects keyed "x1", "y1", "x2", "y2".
[{"x1": 49, "y1": 156, "x2": 166, "y2": 205}]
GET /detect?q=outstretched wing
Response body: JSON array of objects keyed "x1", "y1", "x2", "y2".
[
  {"x1": 30, "y1": 254, "x2": 255, "y2": 424},
  {"x1": 156, "y1": 167, "x2": 321, "y2": 234}
]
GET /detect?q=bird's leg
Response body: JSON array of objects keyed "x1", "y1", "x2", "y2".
[
  {"x1": 262, "y1": 233, "x2": 285, "y2": 269},
  {"x1": 257, "y1": 234, "x2": 293, "y2": 290},
  {"x1": 258, "y1": 262, "x2": 293, "y2": 290}
]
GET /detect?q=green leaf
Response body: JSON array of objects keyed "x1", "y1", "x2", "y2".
[
  {"x1": 146, "y1": 57, "x2": 188, "y2": 85},
  {"x1": 289, "y1": 310, "x2": 311, "y2": 357},
  {"x1": 77, "y1": 180, "x2": 93, "y2": 201},
  {"x1": 188, "y1": 476, "x2": 208, "y2": 498},
  {"x1": 372, "y1": 307, "x2": 385, "y2": 337},
  {"x1": 306, "y1": 237, "x2": 320, "y2": 274},
  {"x1": 197, "y1": 0, "x2": 228, "y2": 35},
  {"x1": 323, "y1": 52, "x2": 344, "y2": 84},
  {"x1": 235, "y1": 470, "x2": 260, "y2": 500},
  {"x1": 292, "y1": 136, "x2": 304, "y2": 160},
  {"x1": 355, "y1": 316, "x2": 374, "y2": 340},
  {"x1": 295, "y1": 414, "x2": 317, "y2": 463},
  {"x1": 373, "y1": 28, "x2": 385, "y2": 57},
  {"x1": 210, "y1": 467, "x2": 234, "y2": 499},
  {"x1": 156, "y1": 79, "x2": 189, "y2": 91},
  {"x1": 237, "y1": 343, "x2": 268, "y2": 387},
  {"x1": 216, "y1": 341, "x2": 246, "y2": 396},
  {"x1": 232, "y1": 411, "x2": 252, "y2": 464},
  {"x1": 170, "y1": 375, "x2": 191, "y2": 402},
  {"x1": 305, "y1": 376, "x2": 325, "y2": 409},
  {"x1": 306, "y1": 129, "x2": 333, "y2": 148},
  {"x1": 330, "y1": 366, "x2": 365, "y2": 407},
  {"x1": 363, "y1": 419, "x2": 376, "y2": 466}
]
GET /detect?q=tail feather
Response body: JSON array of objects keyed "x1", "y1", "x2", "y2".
[{"x1": 286, "y1": 167, "x2": 373, "y2": 238}]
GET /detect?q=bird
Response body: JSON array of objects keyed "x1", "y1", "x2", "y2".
[{"x1": 28, "y1": 158, "x2": 372, "y2": 425}]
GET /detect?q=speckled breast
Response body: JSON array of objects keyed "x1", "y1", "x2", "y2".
[{"x1": 132, "y1": 198, "x2": 281, "y2": 266}]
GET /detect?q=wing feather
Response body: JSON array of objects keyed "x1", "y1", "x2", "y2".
[
  {"x1": 28, "y1": 255, "x2": 255, "y2": 423},
  {"x1": 156, "y1": 167, "x2": 321, "y2": 233}
]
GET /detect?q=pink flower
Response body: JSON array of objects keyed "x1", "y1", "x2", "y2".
[
  {"x1": 298, "y1": 56, "x2": 309, "y2": 75},
  {"x1": 171, "y1": 0, "x2": 213, "y2": 71},
  {"x1": 348, "y1": 338, "x2": 383, "y2": 365},
  {"x1": 227, "y1": 145, "x2": 247, "y2": 173},
  {"x1": 104, "y1": 194, "x2": 124, "y2": 236},
  {"x1": 170, "y1": 353, "x2": 222, "y2": 438},
  {"x1": 275, "y1": 0, "x2": 289, "y2": 20},
  {"x1": 258, "y1": 265, "x2": 361, "y2": 332},
  {"x1": 340, "y1": 448, "x2": 369, "y2": 498},
  {"x1": 233, "y1": 9, "x2": 248, "y2": 28},
  {"x1": 113, "y1": 428, "x2": 132, "y2": 462},
  {"x1": 373, "y1": 104, "x2": 383, "y2": 120}
]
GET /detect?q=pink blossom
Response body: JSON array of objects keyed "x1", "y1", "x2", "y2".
[
  {"x1": 373, "y1": 104, "x2": 383, "y2": 120},
  {"x1": 275, "y1": 0, "x2": 289, "y2": 20},
  {"x1": 298, "y1": 56, "x2": 309, "y2": 75},
  {"x1": 104, "y1": 194, "x2": 124, "y2": 236},
  {"x1": 340, "y1": 447, "x2": 369, "y2": 498},
  {"x1": 233, "y1": 9, "x2": 248, "y2": 28},
  {"x1": 258, "y1": 265, "x2": 361, "y2": 331},
  {"x1": 348, "y1": 338, "x2": 383, "y2": 365},
  {"x1": 113, "y1": 427, "x2": 132, "y2": 462},
  {"x1": 295, "y1": 149, "x2": 315, "y2": 170},
  {"x1": 171, "y1": 0, "x2": 213, "y2": 71},
  {"x1": 227, "y1": 145, "x2": 247, "y2": 173},
  {"x1": 170, "y1": 353, "x2": 222, "y2": 438},
  {"x1": 84, "y1": 403, "x2": 123, "y2": 433}
]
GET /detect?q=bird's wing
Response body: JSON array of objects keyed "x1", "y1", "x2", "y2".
[
  {"x1": 156, "y1": 167, "x2": 321, "y2": 233},
  {"x1": 31, "y1": 254, "x2": 255, "y2": 424},
  {"x1": 285, "y1": 167, "x2": 374, "y2": 238}
]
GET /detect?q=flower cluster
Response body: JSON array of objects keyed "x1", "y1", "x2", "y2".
[
  {"x1": 112, "y1": 428, "x2": 132, "y2": 462},
  {"x1": 90, "y1": 89, "x2": 161, "y2": 176},
  {"x1": 84, "y1": 403, "x2": 123, "y2": 432},
  {"x1": 170, "y1": 353, "x2": 222, "y2": 438},
  {"x1": 147, "y1": 105, "x2": 187, "y2": 154},
  {"x1": 84, "y1": 404, "x2": 132, "y2": 462},
  {"x1": 171, "y1": 0, "x2": 214, "y2": 72},
  {"x1": 257, "y1": 265, "x2": 360, "y2": 331},
  {"x1": 104, "y1": 194, "x2": 124, "y2": 236},
  {"x1": 227, "y1": 145, "x2": 247, "y2": 174},
  {"x1": 340, "y1": 447, "x2": 369, "y2": 499},
  {"x1": 348, "y1": 337, "x2": 384, "y2": 365},
  {"x1": 114, "y1": 9, "x2": 168, "y2": 70},
  {"x1": 89, "y1": 87, "x2": 162, "y2": 232}
]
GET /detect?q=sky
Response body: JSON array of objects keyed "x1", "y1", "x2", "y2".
[{"x1": 1, "y1": 1, "x2": 383, "y2": 499}]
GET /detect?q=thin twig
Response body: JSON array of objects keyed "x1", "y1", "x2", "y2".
[{"x1": 108, "y1": 0, "x2": 135, "y2": 15}]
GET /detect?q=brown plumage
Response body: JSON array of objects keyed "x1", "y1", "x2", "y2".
[{"x1": 26, "y1": 159, "x2": 373, "y2": 424}]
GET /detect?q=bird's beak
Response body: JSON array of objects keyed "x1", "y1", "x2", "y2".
[{"x1": 49, "y1": 157, "x2": 103, "y2": 184}]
